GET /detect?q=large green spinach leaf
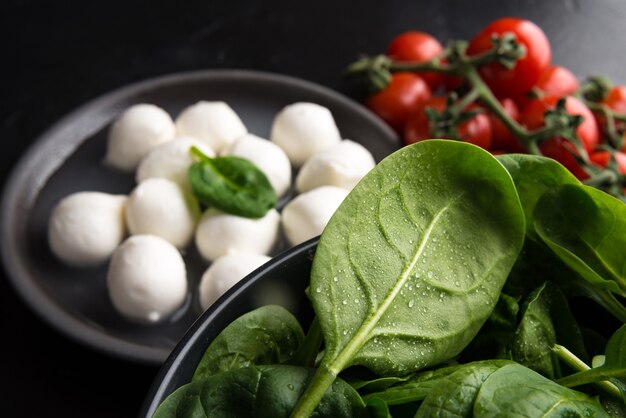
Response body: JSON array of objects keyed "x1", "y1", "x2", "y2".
[
  {"x1": 534, "y1": 183, "x2": 626, "y2": 298},
  {"x1": 154, "y1": 365, "x2": 366, "y2": 418},
  {"x1": 496, "y1": 153, "x2": 579, "y2": 240},
  {"x1": 192, "y1": 305, "x2": 304, "y2": 382},
  {"x1": 474, "y1": 363, "x2": 610, "y2": 417},
  {"x1": 293, "y1": 140, "x2": 526, "y2": 416}
]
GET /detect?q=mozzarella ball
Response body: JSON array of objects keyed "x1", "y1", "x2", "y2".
[
  {"x1": 107, "y1": 234, "x2": 187, "y2": 324},
  {"x1": 126, "y1": 178, "x2": 200, "y2": 249},
  {"x1": 48, "y1": 192, "x2": 127, "y2": 267},
  {"x1": 195, "y1": 208, "x2": 280, "y2": 262},
  {"x1": 282, "y1": 186, "x2": 348, "y2": 246},
  {"x1": 175, "y1": 101, "x2": 247, "y2": 153},
  {"x1": 136, "y1": 136, "x2": 215, "y2": 190},
  {"x1": 270, "y1": 102, "x2": 342, "y2": 166},
  {"x1": 296, "y1": 139, "x2": 376, "y2": 193},
  {"x1": 223, "y1": 134, "x2": 292, "y2": 196},
  {"x1": 199, "y1": 253, "x2": 271, "y2": 310},
  {"x1": 105, "y1": 104, "x2": 176, "y2": 172}
]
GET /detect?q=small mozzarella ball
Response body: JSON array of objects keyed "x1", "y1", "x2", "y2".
[
  {"x1": 195, "y1": 208, "x2": 280, "y2": 262},
  {"x1": 223, "y1": 134, "x2": 292, "y2": 196},
  {"x1": 175, "y1": 101, "x2": 247, "y2": 153},
  {"x1": 126, "y1": 178, "x2": 199, "y2": 249},
  {"x1": 282, "y1": 186, "x2": 348, "y2": 246},
  {"x1": 270, "y1": 102, "x2": 342, "y2": 166},
  {"x1": 105, "y1": 104, "x2": 176, "y2": 172},
  {"x1": 199, "y1": 253, "x2": 271, "y2": 310},
  {"x1": 48, "y1": 192, "x2": 127, "y2": 267},
  {"x1": 107, "y1": 234, "x2": 187, "y2": 324},
  {"x1": 136, "y1": 136, "x2": 215, "y2": 190},
  {"x1": 296, "y1": 139, "x2": 376, "y2": 193}
]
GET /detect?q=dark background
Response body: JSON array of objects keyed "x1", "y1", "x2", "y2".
[{"x1": 1, "y1": 0, "x2": 624, "y2": 416}]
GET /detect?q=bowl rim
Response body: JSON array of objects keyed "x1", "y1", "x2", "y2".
[{"x1": 138, "y1": 237, "x2": 319, "y2": 418}]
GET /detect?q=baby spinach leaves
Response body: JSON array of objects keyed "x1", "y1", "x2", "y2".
[
  {"x1": 192, "y1": 305, "x2": 304, "y2": 382},
  {"x1": 154, "y1": 365, "x2": 367, "y2": 418},
  {"x1": 294, "y1": 140, "x2": 525, "y2": 415},
  {"x1": 188, "y1": 146, "x2": 277, "y2": 218}
]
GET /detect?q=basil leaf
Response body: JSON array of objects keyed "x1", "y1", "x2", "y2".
[
  {"x1": 534, "y1": 184, "x2": 626, "y2": 297},
  {"x1": 474, "y1": 363, "x2": 610, "y2": 417},
  {"x1": 496, "y1": 153, "x2": 579, "y2": 241},
  {"x1": 192, "y1": 305, "x2": 305, "y2": 382},
  {"x1": 188, "y1": 147, "x2": 277, "y2": 219},
  {"x1": 312, "y1": 140, "x2": 525, "y2": 375},
  {"x1": 154, "y1": 365, "x2": 367, "y2": 418}
]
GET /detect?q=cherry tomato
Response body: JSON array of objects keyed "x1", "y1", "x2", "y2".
[
  {"x1": 386, "y1": 31, "x2": 445, "y2": 90},
  {"x1": 603, "y1": 85, "x2": 626, "y2": 114},
  {"x1": 467, "y1": 18, "x2": 551, "y2": 98},
  {"x1": 488, "y1": 98, "x2": 525, "y2": 152},
  {"x1": 404, "y1": 96, "x2": 492, "y2": 149},
  {"x1": 535, "y1": 65, "x2": 579, "y2": 98},
  {"x1": 365, "y1": 72, "x2": 432, "y2": 133},
  {"x1": 590, "y1": 150, "x2": 626, "y2": 173},
  {"x1": 521, "y1": 96, "x2": 599, "y2": 179}
]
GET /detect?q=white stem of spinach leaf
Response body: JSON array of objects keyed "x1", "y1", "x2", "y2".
[{"x1": 553, "y1": 344, "x2": 622, "y2": 399}]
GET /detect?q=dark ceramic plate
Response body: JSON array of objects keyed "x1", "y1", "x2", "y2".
[
  {"x1": 0, "y1": 70, "x2": 398, "y2": 364},
  {"x1": 139, "y1": 237, "x2": 318, "y2": 418}
]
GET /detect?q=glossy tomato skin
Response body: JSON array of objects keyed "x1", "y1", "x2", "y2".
[
  {"x1": 467, "y1": 18, "x2": 551, "y2": 98},
  {"x1": 516, "y1": 65, "x2": 579, "y2": 109},
  {"x1": 590, "y1": 150, "x2": 626, "y2": 173},
  {"x1": 521, "y1": 96, "x2": 599, "y2": 179},
  {"x1": 386, "y1": 31, "x2": 445, "y2": 90},
  {"x1": 603, "y1": 85, "x2": 626, "y2": 113},
  {"x1": 365, "y1": 72, "x2": 431, "y2": 134},
  {"x1": 488, "y1": 98, "x2": 525, "y2": 152},
  {"x1": 404, "y1": 96, "x2": 492, "y2": 149}
]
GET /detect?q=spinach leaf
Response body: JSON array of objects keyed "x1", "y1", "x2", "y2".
[
  {"x1": 415, "y1": 360, "x2": 513, "y2": 417},
  {"x1": 512, "y1": 282, "x2": 588, "y2": 379},
  {"x1": 558, "y1": 324, "x2": 626, "y2": 390},
  {"x1": 534, "y1": 183, "x2": 626, "y2": 298},
  {"x1": 474, "y1": 363, "x2": 611, "y2": 417},
  {"x1": 365, "y1": 398, "x2": 391, "y2": 418},
  {"x1": 496, "y1": 153, "x2": 579, "y2": 240},
  {"x1": 192, "y1": 305, "x2": 304, "y2": 382},
  {"x1": 153, "y1": 365, "x2": 367, "y2": 418},
  {"x1": 188, "y1": 146, "x2": 277, "y2": 218},
  {"x1": 293, "y1": 141, "x2": 526, "y2": 416}
]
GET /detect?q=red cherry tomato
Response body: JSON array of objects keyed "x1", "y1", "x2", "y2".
[
  {"x1": 386, "y1": 31, "x2": 445, "y2": 90},
  {"x1": 603, "y1": 85, "x2": 626, "y2": 114},
  {"x1": 590, "y1": 150, "x2": 626, "y2": 173},
  {"x1": 404, "y1": 96, "x2": 492, "y2": 149},
  {"x1": 488, "y1": 98, "x2": 525, "y2": 153},
  {"x1": 521, "y1": 96, "x2": 599, "y2": 179},
  {"x1": 535, "y1": 65, "x2": 579, "y2": 98},
  {"x1": 467, "y1": 18, "x2": 551, "y2": 98},
  {"x1": 365, "y1": 72, "x2": 432, "y2": 133}
]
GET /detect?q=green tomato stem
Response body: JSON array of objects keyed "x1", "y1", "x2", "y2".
[{"x1": 553, "y1": 344, "x2": 622, "y2": 399}]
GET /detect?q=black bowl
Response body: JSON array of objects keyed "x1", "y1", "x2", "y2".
[{"x1": 139, "y1": 237, "x2": 319, "y2": 417}]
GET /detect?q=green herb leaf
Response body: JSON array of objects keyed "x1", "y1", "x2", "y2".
[
  {"x1": 188, "y1": 146, "x2": 277, "y2": 219},
  {"x1": 292, "y1": 140, "x2": 525, "y2": 416},
  {"x1": 192, "y1": 305, "x2": 305, "y2": 382},
  {"x1": 154, "y1": 365, "x2": 367, "y2": 418},
  {"x1": 533, "y1": 183, "x2": 626, "y2": 297},
  {"x1": 474, "y1": 363, "x2": 611, "y2": 417}
]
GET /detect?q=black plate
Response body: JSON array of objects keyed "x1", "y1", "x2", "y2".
[
  {"x1": 0, "y1": 70, "x2": 398, "y2": 364},
  {"x1": 139, "y1": 237, "x2": 318, "y2": 417}
]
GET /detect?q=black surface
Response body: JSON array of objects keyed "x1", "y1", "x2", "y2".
[{"x1": 1, "y1": 1, "x2": 625, "y2": 417}]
